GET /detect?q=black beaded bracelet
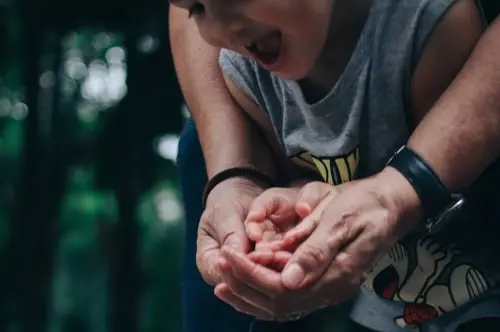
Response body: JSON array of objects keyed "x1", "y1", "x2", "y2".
[{"x1": 202, "y1": 167, "x2": 276, "y2": 208}]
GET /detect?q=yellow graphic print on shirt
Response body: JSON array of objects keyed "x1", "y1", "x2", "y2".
[
  {"x1": 290, "y1": 147, "x2": 360, "y2": 185},
  {"x1": 289, "y1": 148, "x2": 494, "y2": 330}
]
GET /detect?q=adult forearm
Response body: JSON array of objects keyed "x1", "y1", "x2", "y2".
[
  {"x1": 408, "y1": 17, "x2": 500, "y2": 191},
  {"x1": 169, "y1": 6, "x2": 276, "y2": 179}
]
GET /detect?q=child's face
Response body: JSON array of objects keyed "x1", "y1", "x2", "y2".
[{"x1": 172, "y1": 0, "x2": 335, "y2": 80}]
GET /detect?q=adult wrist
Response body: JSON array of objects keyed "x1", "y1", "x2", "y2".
[
  {"x1": 374, "y1": 167, "x2": 423, "y2": 235},
  {"x1": 386, "y1": 146, "x2": 451, "y2": 217},
  {"x1": 384, "y1": 145, "x2": 466, "y2": 234},
  {"x1": 202, "y1": 167, "x2": 276, "y2": 208}
]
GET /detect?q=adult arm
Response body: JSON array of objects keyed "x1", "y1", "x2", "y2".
[
  {"x1": 275, "y1": 2, "x2": 500, "y2": 294},
  {"x1": 169, "y1": 6, "x2": 277, "y2": 180},
  {"x1": 169, "y1": 7, "x2": 307, "y2": 295},
  {"x1": 408, "y1": 15, "x2": 500, "y2": 191},
  {"x1": 214, "y1": 1, "x2": 500, "y2": 315}
]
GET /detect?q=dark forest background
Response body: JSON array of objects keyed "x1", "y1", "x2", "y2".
[
  {"x1": 1, "y1": 1, "x2": 499, "y2": 332},
  {"x1": 0, "y1": 1, "x2": 186, "y2": 331}
]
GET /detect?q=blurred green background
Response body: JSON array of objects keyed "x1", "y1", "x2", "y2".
[
  {"x1": 0, "y1": 1, "x2": 187, "y2": 331},
  {"x1": 2, "y1": 2, "x2": 497, "y2": 332}
]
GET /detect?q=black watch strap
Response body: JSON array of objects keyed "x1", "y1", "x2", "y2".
[{"x1": 387, "y1": 146, "x2": 452, "y2": 219}]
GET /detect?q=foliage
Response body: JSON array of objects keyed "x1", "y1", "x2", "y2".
[{"x1": 0, "y1": 4, "x2": 186, "y2": 331}]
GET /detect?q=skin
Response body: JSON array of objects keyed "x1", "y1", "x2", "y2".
[
  {"x1": 169, "y1": 0, "x2": 500, "y2": 320},
  {"x1": 171, "y1": 0, "x2": 336, "y2": 81},
  {"x1": 170, "y1": 3, "x2": 307, "y2": 291},
  {"x1": 215, "y1": 0, "x2": 484, "y2": 317},
  {"x1": 169, "y1": 5, "x2": 277, "y2": 179}
]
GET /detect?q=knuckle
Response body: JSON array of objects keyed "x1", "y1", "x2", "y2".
[
  {"x1": 331, "y1": 216, "x2": 347, "y2": 231},
  {"x1": 301, "y1": 242, "x2": 330, "y2": 267},
  {"x1": 337, "y1": 261, "x2": 354, "y2": 280},
  {"x1": 327, "y1": 219, "x2": 348, "y2": 242}
]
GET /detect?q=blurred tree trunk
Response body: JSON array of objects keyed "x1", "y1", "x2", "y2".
[
  {"x1": 0, "y1": 6, "x2": 5, "y2": 71},
  {"x1": 107, "y1": 30, "x2": 142, "y2": 332},
  {"x1": 1, "y1": 14, "x2": 67, "y2": 330}
]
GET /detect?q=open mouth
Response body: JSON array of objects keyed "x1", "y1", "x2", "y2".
[{"x1": 246, "y1": 31, "x2": 282, "y2": 66}]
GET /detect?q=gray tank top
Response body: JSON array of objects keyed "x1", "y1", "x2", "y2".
[
  {"x1": 220, "y1": 0, "x2": 500, "y2": 330},
  {"x1": 219, "y1": 0, "x2": 455, "y2": 182}
]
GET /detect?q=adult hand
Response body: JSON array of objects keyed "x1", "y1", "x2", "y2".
[
  {"x1": 214, "y1": 181, "x2": 340, "y2": 319},
  {"x1": 196, "y1": 177, "x2": 265, "y2": 286},
  {"x1": 245, "y1": 181, "x2": 335, "y2": 250},
  {"x1": 279, "y1": 167, "x2": 423, "y2": 302},
  {"x1": 216, "y1": 168, "x2": 423, "y2": 319},
  {"x1": 243, "y1": 181, "x2": 336, "y2": 273}
]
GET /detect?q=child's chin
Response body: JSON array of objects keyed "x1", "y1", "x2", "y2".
[{"x1": 274, "y1": 64, "x2": 312, "y2": 81}]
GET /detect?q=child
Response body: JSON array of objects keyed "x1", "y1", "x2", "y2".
[{"x1": 169, "y1": 0, "x2": 499, "y2": 330}]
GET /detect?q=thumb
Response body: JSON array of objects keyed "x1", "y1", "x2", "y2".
[
  {"x1": 295, "y1": 182, "x2": 335, "y2": 219},
  {"x1": 281, "y1": 218, "x2": 343, "y2": 290},
  {"x1": 280, "y1": 238, "x2": 333, "y2": 290},
  {"x1": 218, "y1": 221, "x2": 251, "y2": 254},
  {"x1": 196, "y1": 229, "x2": 226, "y2": 285},
  {"x1": 197, "y1": 208, "x2": 251, "y2": 285}
]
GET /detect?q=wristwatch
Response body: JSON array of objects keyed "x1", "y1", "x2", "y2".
[{"x1": 386, "y1": 145, "x2": 466, "y2": 234}]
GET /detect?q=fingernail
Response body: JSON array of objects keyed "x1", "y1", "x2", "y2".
[
  {"x1": 247, "y1": 210, "x2": 264, "y2": 221},
  {"x1": 282, "y1": 263, "x2": 305, "y2": 289},
  {"x1": 296, "y1": 203, "x2": 312, "y2": 217},
  {"x1": 298, "y1": 202, "x2": 311, "y2": 209}
]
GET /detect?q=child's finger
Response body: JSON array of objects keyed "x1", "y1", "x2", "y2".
[
  {"x1": 247, "y1": 250, "x2": 292, "y2": 272},
  {"x1": 245, "y1": 219, "x2": 279, "y2": 242},
  {"x1": 255, "y1": 238, "x2": 286, "y2": 252},
  {"x1": 247, "y1": 250, "x2": 274, "y2": 266},
  {"x1": 287, "y1": 191, "x2": 338, "y2": 245},
  {"x1": 245, "y1": 221, "x2": 264, "y2": 242},
  {"x1": 261, "y1": 228, "x2": 281, "y2": 243},
  {"x1": 246, "y1": 188, "x2": 296, "y2": 223},
  {"x1": 270, "y1": 251, "x2": 293, "y2": 272},
  {"x1": 283, "y1": 217, "x2": 320, "y2": 246},
  {"x1": 295, "y1": 181, "x2": 336, "y2": 219}
]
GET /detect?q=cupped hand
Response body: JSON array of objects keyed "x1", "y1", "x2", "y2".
[
  {"x1": 279, "y1": 168, "x2": 423, "y2": 303},
  {"x1": 196, "y1": 177, "x2": 265, "y2": 286},
  {"x1": 215, "y1": 181, "x2": 338, "y2": 318},
  {"x1": 215, "y1": 168, "x2": 423, "y2": 319},
  {"x1": 245, "y1": 181, "x2": 336, "y2": 249}
]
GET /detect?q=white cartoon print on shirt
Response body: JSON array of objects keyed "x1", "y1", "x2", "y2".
[{"x1": 364, "y1": 237, "x2": 493, "y2": 331}]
